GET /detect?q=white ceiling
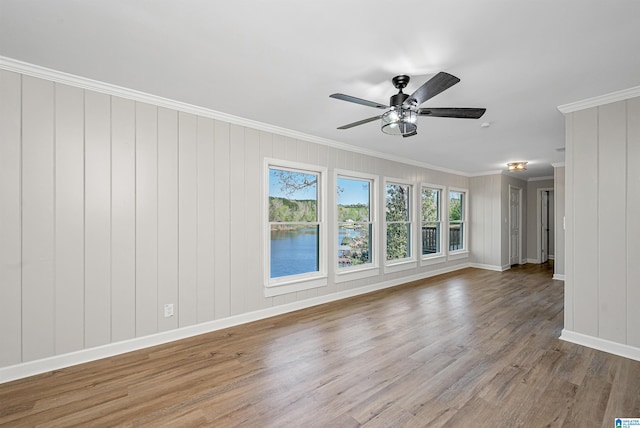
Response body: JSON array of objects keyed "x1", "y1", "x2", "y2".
[{"x1": 2, "y1": 0, "x2": 639, "y2": 179}]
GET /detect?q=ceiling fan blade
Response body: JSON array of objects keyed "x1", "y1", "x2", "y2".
[
  {"x1": 417, "y1": 107, "x2": 486, "y2": 119},
  {"x1": 337, "y1": 115, "x2": 382, "y2": 130},
  {"x1": 330, "y1": 93, "x2": 388, "y2": 109},
  {"x1": 404, "y1": 72, "x2": 460, "y2": 107}
]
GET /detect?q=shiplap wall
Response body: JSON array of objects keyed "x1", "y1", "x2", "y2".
[
  {"x1": 563, "y1": 97, "x2": 640, "y2": 352},
  {"x1": 469, "y1": 174, "x2": 502, "y2": 268},
  {"x1": 553, "y1": 166, "x2": 565, "y2": 277},
  {"x1": 0, "y1": 70, "x2": 474, "y2": 369},
  {"x1": 468, "y1": 174, "x2": 528, "y2": 270}
]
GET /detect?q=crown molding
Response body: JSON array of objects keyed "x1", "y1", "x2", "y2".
[
  {"x1": 467, "y1": 170, "x2": 556, "y2": 182},
  {"x1": 558, "y1": 85, "x2": 640, "y2": 114},
  {"x1": 528, "y1": 175, "x2": 554, "y2": 182},
  {"x1": 0, "y1": 55, "x2": 472, "y2": 178},
  {"x1": 468, "y1": 169, "x2": 503, "y2": 177}
]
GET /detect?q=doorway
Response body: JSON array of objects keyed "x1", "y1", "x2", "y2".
[
  {"x1": 509, "y1": 185, "x2": 523, "y2": 266},
  {"x1": 537, "y1": 188, "x2": 554, "y2": 263}
]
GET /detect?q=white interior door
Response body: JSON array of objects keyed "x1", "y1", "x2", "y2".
[{"x1": 509, "y1": 186, "x2": 521, "y2": 265}]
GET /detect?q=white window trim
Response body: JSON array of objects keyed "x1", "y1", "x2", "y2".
[
  {"x1": 334, "y1": 169, "x2": 380, "y2": 282},
  {"x1": 383, "y1": 177, "x2": 417, "y2": 273},
  {"x1": 447, "y1": 186, "x2": 469, "y2": 260},
  {"x1": 420, "y1": 182, "x2": 445, "y2": 266},
  {"x1": 264, "y1": 158, "x2": 328, "y2": 296},
  {"x1": 448, "y1": 251, "x2": 469, "y2": 261},
  {"x1": 335, "y1": 267, "x2": 380, "y2": 283},
  {"x1": 385, "y1": 259, "x2": 418, "y2": 273}
]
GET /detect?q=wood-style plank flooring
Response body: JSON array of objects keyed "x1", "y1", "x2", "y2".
[{"x1": 2, "y1": 264, "x2": 639, "y2": 427}]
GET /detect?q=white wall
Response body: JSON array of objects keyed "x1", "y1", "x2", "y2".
[
  {"x1": 562, "y1": 96, "x2": 640, "y2": 360},
  {"x1": 553, "y1": 165, "x2": 565, "y2": 277},
  {"x1": 469, "y1": 175, "x2": 502, "y2": 268},
  {"x1": 548, "y1": 191, "x2": 555, "y2": 257},
  {"x1": 0, "y1": 69, "x2": 480, "y2": 374},
  {"x1": 468, "y1": 174, "x2": 527, "y2": 270}
]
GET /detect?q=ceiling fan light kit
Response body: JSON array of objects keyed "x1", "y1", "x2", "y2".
[
  {"x1": 381, "y1": 107, "x2": 417, "y2": 136},
  {"x1": 330, "y1": 72, "x2": 486, "y2": 138}
]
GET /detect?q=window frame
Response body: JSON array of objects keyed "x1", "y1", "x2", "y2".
[
  {"x1": 383, "y1": 177, "x2": 417, "y2": 272},
  {"x1": 264, "y1": 158, "x2": 328, "y2": 296},
  {"x1": 334, "y1": 170, "x2": 379, "y2": 282},
  {"x1": 447, "y1": 186, "x2": 469, "y2": 260},
  {"x1": 420, "y1": 183, "x2": 446, "y2": 266}
]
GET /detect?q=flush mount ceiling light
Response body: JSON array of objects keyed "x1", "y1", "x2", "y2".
[
  {"x1": 330, "y1": 73, "x2": 486, "y2": 138},
  {"x1": 507, "y1": 161, "x2": 528, "y2": 172}
]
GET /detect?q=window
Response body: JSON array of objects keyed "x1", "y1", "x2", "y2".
[
  {"x1": 337, "y1": 175, "x2": 374, "y2": 270},
  {"x1": 266, "y1": 160, "x2": 326, "y2": 292},
  {"x1": 385, "y1": 182, "x2": 412, "y2": 262},
  {"x1": 421, "y1": 185, "x2": 442, "y2": 257},
  {"x1": 448, "y1": 189, "x2": 466, "y2": 252}
]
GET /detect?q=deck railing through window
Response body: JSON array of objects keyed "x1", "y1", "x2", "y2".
[
  {"x1": 422, "y1": 225, "x2": 461, "y2": 253},
  {"x1": 449, "y1": 225, "x2": 461, "y2": 251}
]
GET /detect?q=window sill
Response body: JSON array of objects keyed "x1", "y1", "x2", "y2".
[
  {"x1": 335, "y1": 266, "x2": 380, "y2": 283},
  {"x1": 384, "y1": 259, "x2": 417, "y2": 274},
  {"x1": 448, "y1": 251, "x2": 469, "y2": 261},
  {"x1": 265, "y1": 276, "x2": 328, "y2": 297},
  {"x1": 420, "y1": 254, "x2": 446, "y2": 266}
]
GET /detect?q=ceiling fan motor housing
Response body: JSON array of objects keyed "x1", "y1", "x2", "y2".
[{"x1": 390, "y1": 92, "x2": 410, "y2": 108}]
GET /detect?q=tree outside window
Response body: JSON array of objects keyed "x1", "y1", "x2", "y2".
[
  {"x1": 421, "y1": 187, "x2": 441, "y2": 255},
  {"x1": 449, "y1": 190, "x2": 465, "y2": 251},
  {"x1": 386, "y1": 183, "x2": 412, "y2": 261}
]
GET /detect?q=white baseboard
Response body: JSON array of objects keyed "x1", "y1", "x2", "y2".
[
  {"x1": 525, "y1": 258, "x2": 541, "y2": 264},
  {"x1": 2, "y1": 263, "x2": 481, "y2": 384},
  {"x1": 468, "y1": 263, "x2": 508, "y2": 272},
  {"x1": 549, "y1": 255, "x2": 555, "y2": 260},
  {"x1": 552, "y1": 274, "x2": 565, "y2": 281},
  {"x1": 560, "y1": 329, "x2": 640, "y2": 362}
]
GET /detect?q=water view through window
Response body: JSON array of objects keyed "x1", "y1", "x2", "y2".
[
  {"x1": 269, "y1": 168, "x2": 320, "y2": 279},
  {"x1": 270, "y1": 225, "x2": 319, "y2": 278},
  {"x1": 337, "y1": 177, "x2": 372, "y2": 268}
]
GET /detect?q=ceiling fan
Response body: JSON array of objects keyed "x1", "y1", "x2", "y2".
[{"x1": 330, "y1": 72, "x2": 486, "y2": 137}]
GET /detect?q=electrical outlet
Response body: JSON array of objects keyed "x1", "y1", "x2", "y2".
[{"x1": 164, "y1": 303, "x2": 174, "y2": 318}]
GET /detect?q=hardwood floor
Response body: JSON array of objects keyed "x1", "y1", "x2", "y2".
[{"x1": 1, "y1": 264, "x2": 639, "y2": 427}]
